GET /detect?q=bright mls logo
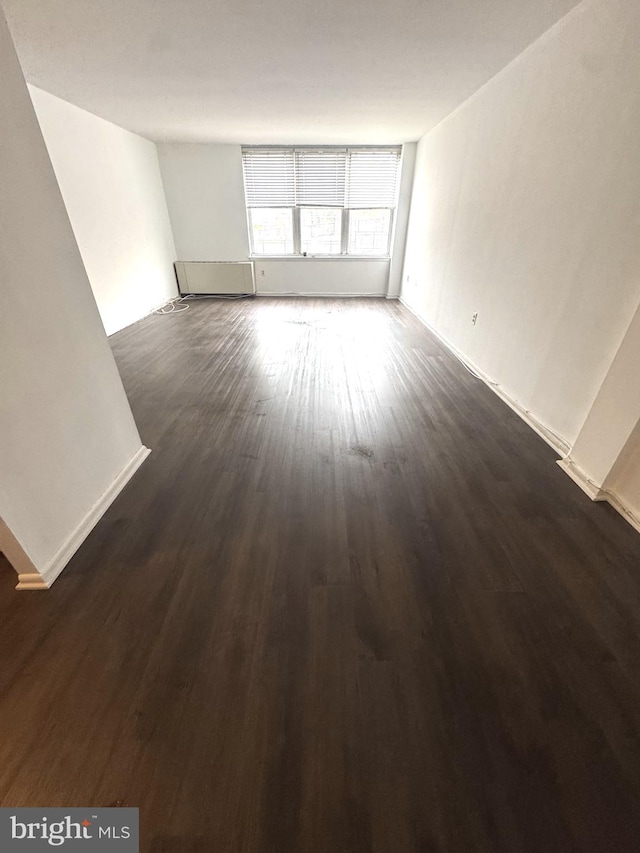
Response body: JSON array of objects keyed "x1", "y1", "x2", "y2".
[{"x1": 0, "y1": 808, "x2": 138, "y2": 850}]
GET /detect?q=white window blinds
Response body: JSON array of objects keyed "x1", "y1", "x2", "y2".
[
  {"x1": 294, "y1": 149, "x2": 346, "y2": 207},
  {"x1": 345, "y1": 149, "x2": 401, "y2": 208},
  {"x1": 242, "y1": 147, "x2": 401, "y2": 209},
  {"x1": 241, "y1": 148, "x2": 295, "y2": 207}
]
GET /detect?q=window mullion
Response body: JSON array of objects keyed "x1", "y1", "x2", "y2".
[
  {"x1": 293, "y1": 207, "x2": 301, "y2": 255},
  {"x1": 342, "y1": 208, "x2": 349, "y2": 255},
  {"x1": 386, "y1": 207, "x2": 395, "y2": 256}
]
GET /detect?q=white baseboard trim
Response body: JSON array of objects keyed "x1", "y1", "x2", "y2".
[
  {"x1": 107, "y1": 291, "x2": 181, "y2": 336},
  {"x1": 16, "y1": 445, "x2": 151, "y2": 590},
  {"x1": 397, "y1": 297, "x2": 640, "y2": 538},
  {"x1": 256, "y1": 291, "x2": 386, "y2": 298},
  {"x1": 557, "y1": 457, "x2": 640, "y2": 534},
  {"x1": 0, "y1": 517, "x2": 40, "y2": 584},
  {"x1": 607, "y1": 490, "x2": 640, "y2": 536},
  {"x1": 399, "y1": 297, "x2": 571, "y2": 457},
  {"x1": 556, "y1": 458, "x2": 607, "y2": 501},
  {"x1": 13, "y1": 572, "x2": 51, "y2": 591}
]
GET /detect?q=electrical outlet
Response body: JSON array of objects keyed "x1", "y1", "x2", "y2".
[
  {"x1": 472, "y1": 312, "x2": 478, "y2": 325},
  {"x1": 260, "y1": 269, "x2": 265, "y2": 277}
]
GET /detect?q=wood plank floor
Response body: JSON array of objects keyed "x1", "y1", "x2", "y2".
[{"x1": 2, "y1": 297, "x2": 640, "y2": 852}]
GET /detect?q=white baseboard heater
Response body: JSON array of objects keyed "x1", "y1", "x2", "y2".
[{"x1": 175, "y1": 261, "x2": 255, "y2": 295}]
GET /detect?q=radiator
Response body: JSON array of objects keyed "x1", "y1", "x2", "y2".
[{"x1": 175, "y1": 261, "x2": 255, "y2": 295}]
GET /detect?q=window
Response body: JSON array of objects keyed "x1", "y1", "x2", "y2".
[
  {"x1": 249, "y1": 208, "x2": 294, "y2": 255},
  {"x1": 300, "y1": 208, "x2": 342, "y2": 255},
  {"x1": 348, "y1": 208, "x2": 392, "y2": 256},
  {"x1": 242, "y1": 147, "x2": 401, "y2": 257}
]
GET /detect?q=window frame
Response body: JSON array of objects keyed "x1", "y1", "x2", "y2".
[
  {"x1": 242, "y1": 146, "x2": 400, "y2": 260},
  {"x1": 247, "y1": 207, "x2": 295, "y2": 256},
  {"x1": 346, "y1": 208, "x2": 394, "y2": 258},
  {"x1": 248, "y1": 206, "x2": 396, "y2": 259},
  {"x1": 299, "y1": 207, "x2": 344, "y2": 257}
]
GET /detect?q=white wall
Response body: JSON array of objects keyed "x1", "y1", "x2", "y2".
[
  {"x1": 255, "y1": 259, "x2": 390, "y2": 296},
  {"x1": 0, "y1": 9, "x2": 146, "y2": 587},
  {"x1": 569, "y1": 300, "x2": 640, "y2": 487},
  {"x1": 387, "y1": 142, "x2": 417, "y2": 298},
  {"x1": 158, "y1": 144, "x2": 250, "y2": 262},
  {"x1": 608, "y1": 423, "x2": 640, "y2": 527},
  {"x1": 29, "y1": 86, "x2": 177, "y2": 336},
  {"x1": 158, "y1": 142, "x2": 415, "y2": 296},
  {"x1": 401, "y1": 0, "x2": 640, "y2": 448}
]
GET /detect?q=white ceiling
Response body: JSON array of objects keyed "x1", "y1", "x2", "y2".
[{"x1": 2, "y1": 0, "x2": 582, "y2": 144}]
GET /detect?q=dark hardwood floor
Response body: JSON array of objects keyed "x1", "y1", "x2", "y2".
[{"x1": 2, "y1": 297, "x2": 640, "y2": 852}]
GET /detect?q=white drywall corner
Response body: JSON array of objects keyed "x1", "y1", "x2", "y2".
[
  {"x1": 0, "y1": 8, "x2": 148, "y2": 588},
  {"x1": 158, "y1": 144, "x2": 251, "y2": 262},
  {"x1": 29, "y1": 85, "x2": 178, "y2": 336},
  {"x1": 401, "y1": 0, "x2": 640, "y2": 453},
  {"x1": 606, "y1": 423, "x2": 640, "y2": 533},
  {"x1": 568, "y1": 299, "x2": 640, "y2": 489},
  {"x1": 387, "y1": 142, "x2": 417, "y2": 298}
]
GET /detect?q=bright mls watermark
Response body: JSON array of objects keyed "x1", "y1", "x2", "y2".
[{"x1": 0, "y1": 808, "x2": 138, "y2": 850}]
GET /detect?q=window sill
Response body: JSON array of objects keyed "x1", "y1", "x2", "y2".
[{"x1": 249, "y1": 255, "x2": 390, "y2": 261}]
